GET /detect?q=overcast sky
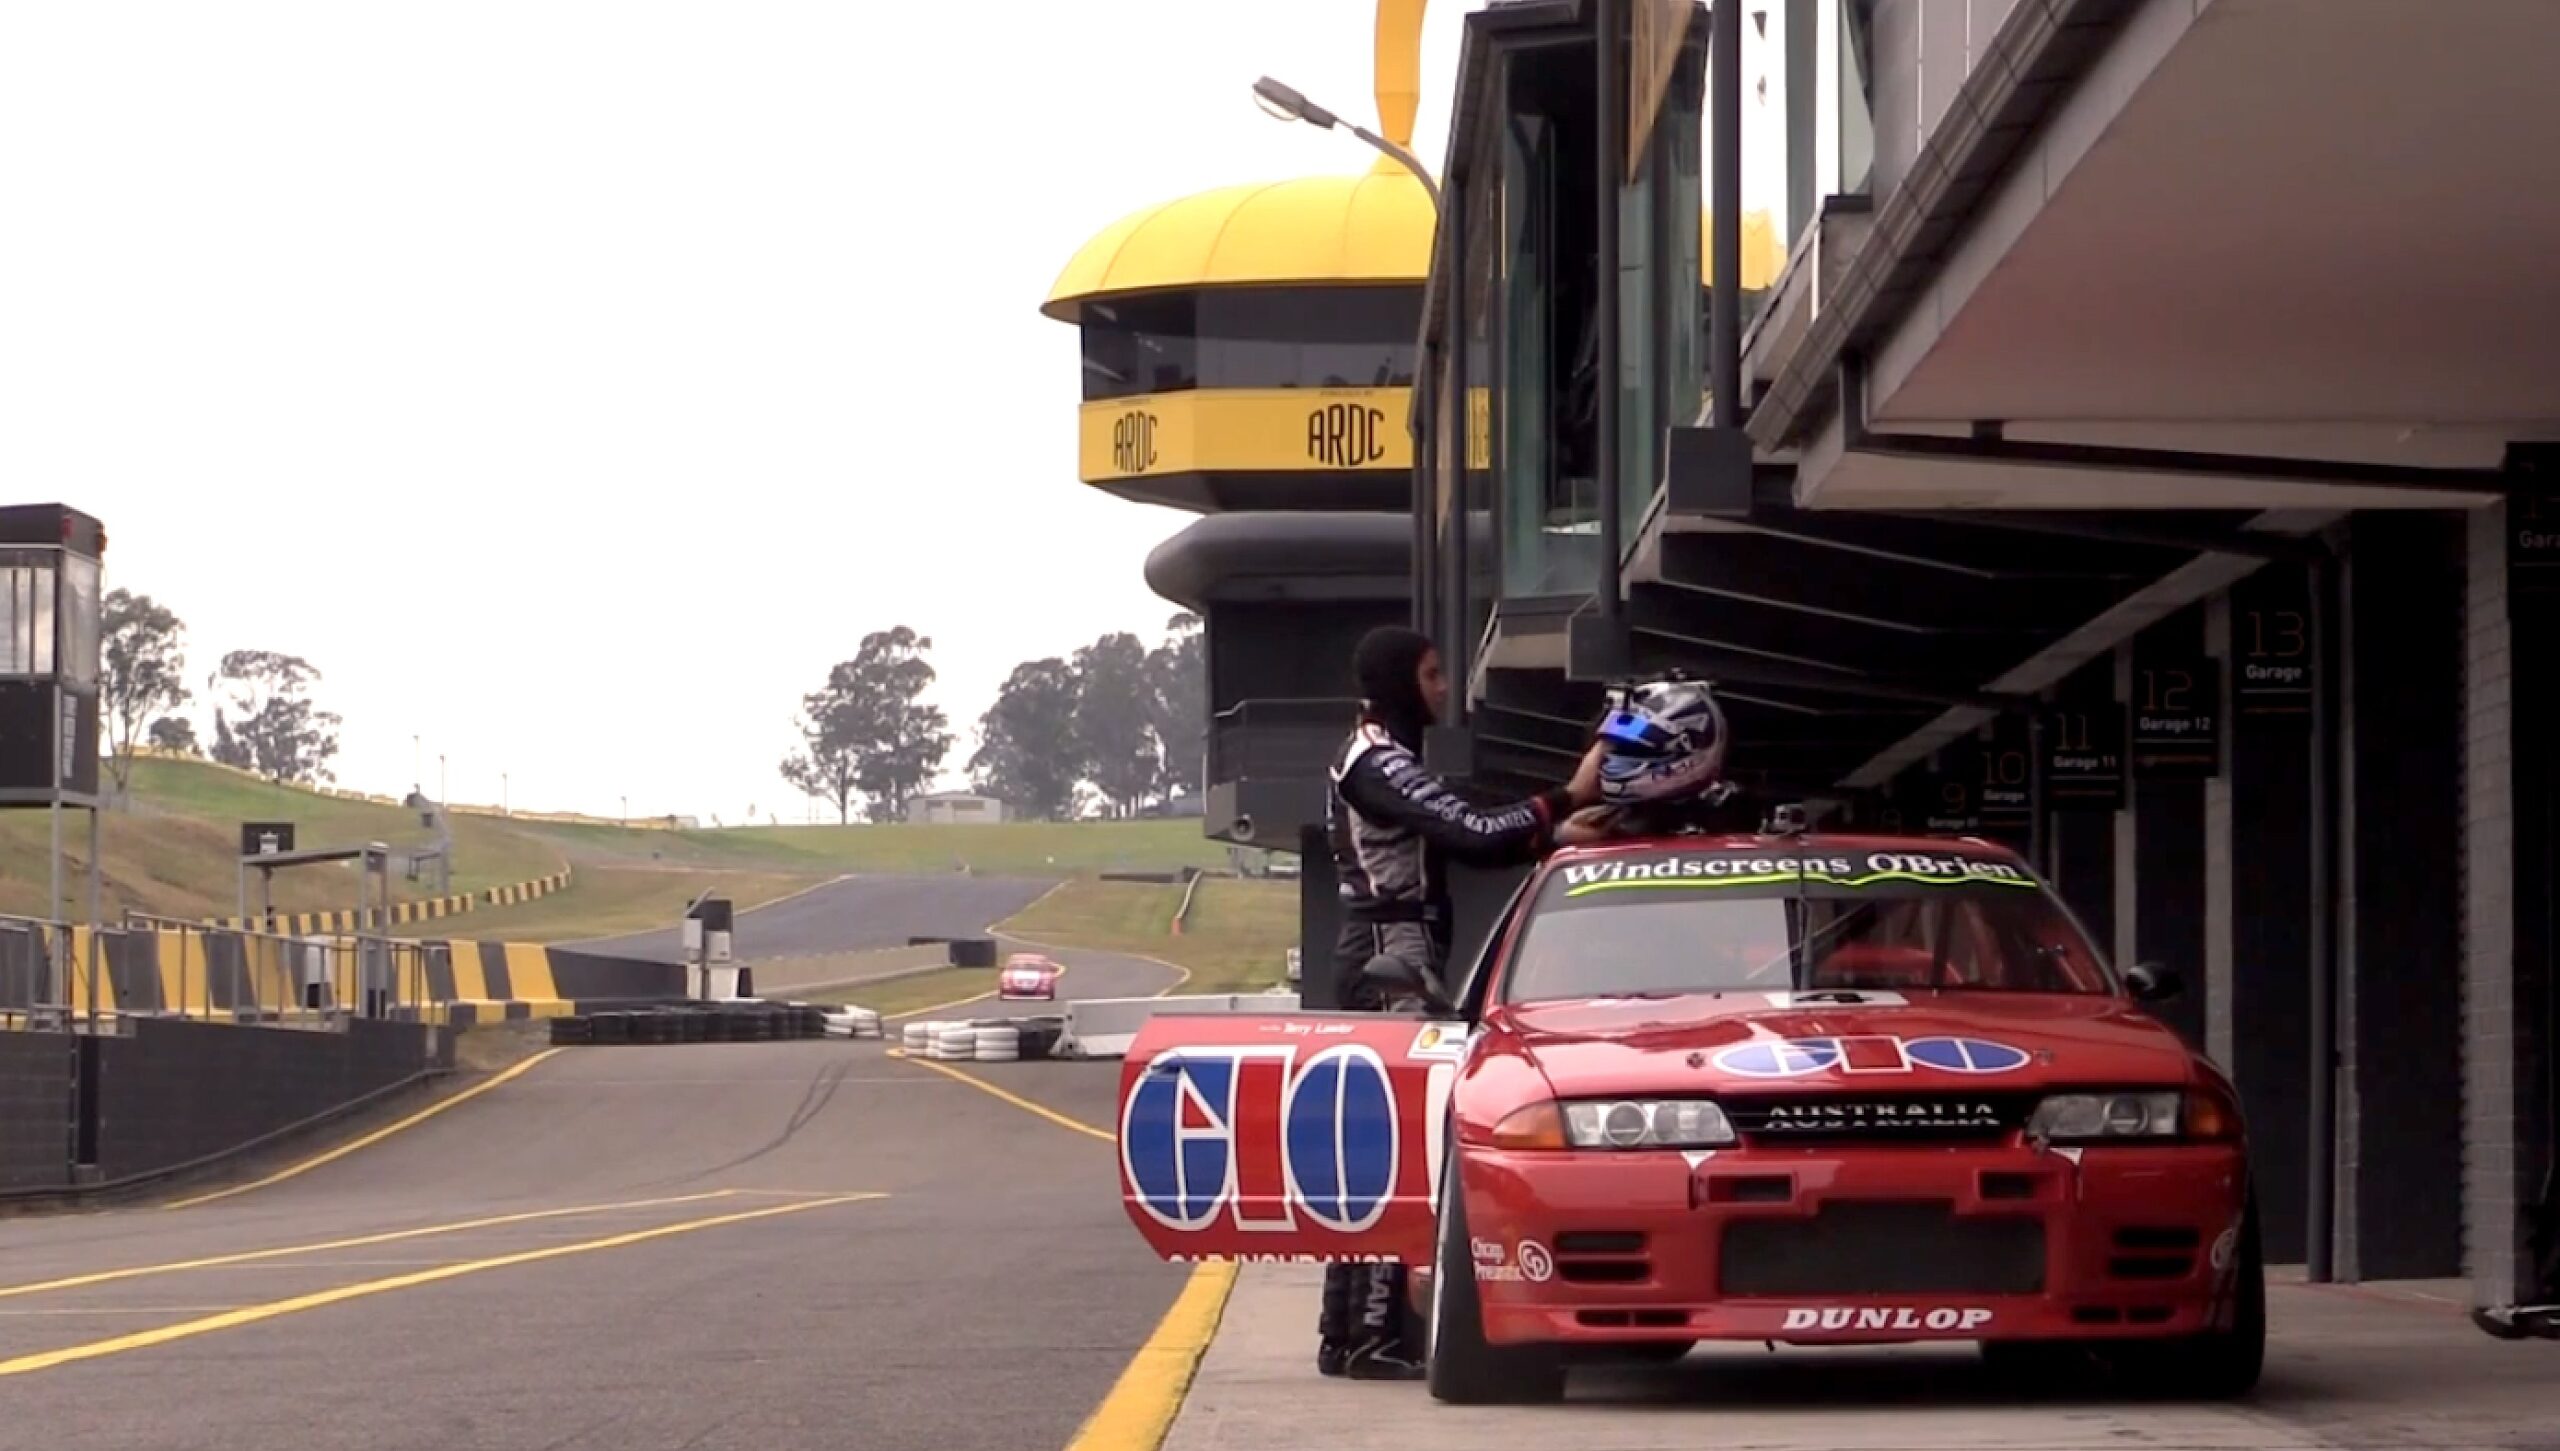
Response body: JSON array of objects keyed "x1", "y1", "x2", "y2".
[{"x1": 1, "y1": 1, "x2": 1792, "y2": 823}]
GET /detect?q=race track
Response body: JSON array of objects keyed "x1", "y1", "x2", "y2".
[
  {"x1": 579, "y1": 875, "x2": 1059, "y2": 963},
  {"x1": 0, "y1": 1039, "x2": 1180, "y2": 1451}
]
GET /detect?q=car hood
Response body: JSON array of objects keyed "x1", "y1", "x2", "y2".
[{"x1": 1487, "y1": 990, "x2": 2198, "y2": 1097}]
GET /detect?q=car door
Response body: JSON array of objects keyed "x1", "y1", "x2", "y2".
[{"x1": 1112, "y1": 876, "x2": 1531, "y2": 1266}]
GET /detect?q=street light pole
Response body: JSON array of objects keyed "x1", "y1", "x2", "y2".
[{"x1": 1250, "y1": 76, "x2": 1441, "y2": 213}]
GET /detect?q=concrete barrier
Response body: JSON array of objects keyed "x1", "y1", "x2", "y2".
[
  {"x1": 1058, "y1": 989, "x2": 1304, "y2": 1059},
  {"x1": 208, "y1": 866, "x2": 575, "y2": 935}
]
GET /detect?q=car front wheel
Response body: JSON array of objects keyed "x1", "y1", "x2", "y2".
[
  {"x1": 1426, "y1": 1138, "x2": 1564, "y2": 1405},
  {"x1": 2115, "y1": 1191, "x2": 2267, "y2": 1399}
]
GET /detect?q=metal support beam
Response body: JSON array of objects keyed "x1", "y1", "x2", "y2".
[
  {"x1": 2305, "y1": 544, "x2": 2341, "y2": 1283},
  {"x1": 2027, "y1": 711, "x2": 2049, "y2": 874},
  {"x1": 1625, "y1": 626, "x2": 2028, "y2": 713},
  {"x1": 1838, "y1": 362, "x2": 2510, "y2": 501},
  {"x1": 1710, "y1": 0, "x2": 1741, "y2": 433},
  {"x1": 1595, "y1": 0, "x2": 1625, "y2": 632},
  {"x1": 1871, "y1": 508, "x2": 2325, "y2": 566},
  {"x1": 1411, "y1": 343, "x2": 1435, "y2": 632},
  {"x1": 1445, "y1": 218, "x2": 1471, "y2": 720}
]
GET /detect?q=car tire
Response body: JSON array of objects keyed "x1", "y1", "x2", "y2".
[
  {"x1": 1425, "y1": 1136, "x2": 1565, "y2": 1405},
  {"x1": 2116, "y1": 1190, "x2": 2267, "y2": 1399}
]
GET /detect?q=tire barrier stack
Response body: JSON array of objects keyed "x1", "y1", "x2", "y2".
[
  {"x1": 547, "y1": 1000, "x2": 840, "y2": 1047},
  {"x1": 902, "y1": 936, "x2": 998, "y2": 968},
  {"x1": 900, "y1": 1015, "x2": 1068, "y2": 1063}
]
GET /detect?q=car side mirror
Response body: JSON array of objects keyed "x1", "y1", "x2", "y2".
[
  {"x1": 1360, "y1": 954, "x2": 1451, "y2": 1014},
  {"x1": 2126, "y1": 962, "x2": 2183, "y2": 1001}
]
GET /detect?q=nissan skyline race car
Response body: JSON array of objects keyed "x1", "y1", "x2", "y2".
[
  {"x1": 999, "y1": 953, "x2": 1061, "y2": 1000},
  {"x1": 1114, "y1": 828, "x2": 2265, "y2": 1405}
]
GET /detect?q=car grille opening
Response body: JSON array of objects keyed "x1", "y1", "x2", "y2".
[
  {"x1": 1555, "y1": 1230, "x2": 1650, "y2": 1285},
  {"x1": 1556, "y1": 1231, "x2": 1646, "y2": 1254},
  {"x1": 1575, "y1": 1309, "x2": 1689, "y2": 1329},
  {"x1": 1705, "y1": 1174, "x2": 1795, "y2": 1204},
  {"x1": 2108, "y1": 1226, "x2": 2200, "y2": 1281},
  {"x1": 1718, "y1": 1200, "x2": 2046, "y2": 1296}
]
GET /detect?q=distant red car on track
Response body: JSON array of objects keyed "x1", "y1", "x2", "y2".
[
  {"x1": 999, "y1": 953, "x2": 1061, "y2": 1001},
  {"x1": 1114, "y1": 827, "x2": 2263, "y2": 1404}
]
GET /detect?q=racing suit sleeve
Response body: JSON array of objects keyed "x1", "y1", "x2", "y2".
[{"x1": 1336, "y1": 741, "x2": 1572, "y2": 866}]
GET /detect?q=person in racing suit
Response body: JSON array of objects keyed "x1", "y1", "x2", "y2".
[{"x1": 1315, "y1": 625, "x2": 1606, "y2": 1380}]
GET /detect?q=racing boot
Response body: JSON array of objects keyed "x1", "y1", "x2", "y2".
[
  {"x1": 1341, "y1": 1337, "x2": 1426, "y2": 1381},
  {"x1": 1342, "y1": 1265, "x2": 1425, "y2": 1380},
  {"x1": 1317, "y1": 1264, "x2": 1354, "y2": 1375}
]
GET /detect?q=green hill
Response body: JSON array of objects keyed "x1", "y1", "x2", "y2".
[{"x1": 0, "y1": 757, "x2": 1239, "y2": 933}]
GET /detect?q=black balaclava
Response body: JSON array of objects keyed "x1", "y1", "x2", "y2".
[{"x1": 1353, "y1": 625, "x2": 1436, "y2": 750}]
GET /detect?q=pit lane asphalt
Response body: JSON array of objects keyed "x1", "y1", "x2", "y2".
[
  {"x1": 0, "y1": 976, "x2": 1186, "y2": 1449},
  {"x1": 576, "y1": 874, "x2": 1060, "y2": 963}
]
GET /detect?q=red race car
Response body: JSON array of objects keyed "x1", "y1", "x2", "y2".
[
  {"x1": 998, "y1": 953, "x2": 1061, "y2": 1001},
  {"x1": 1114, "y1": 826, "x2": 2263, "y2": 1404}
]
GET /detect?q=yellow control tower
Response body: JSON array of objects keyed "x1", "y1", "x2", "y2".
[{"x1": 1042, "y1": 4, "x2": 1439, "y2": 515}]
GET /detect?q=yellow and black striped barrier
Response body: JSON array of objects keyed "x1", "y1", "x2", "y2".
[
  {"x1": 209, "y1": 865, "x2": 575, "y2": 935},
  {"x1": 8, "y1": 924, "x2": 682, "y2": 1032}
]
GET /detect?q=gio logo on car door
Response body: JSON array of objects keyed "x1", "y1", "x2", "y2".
[{"x1": 1115, "y1": 1015, "x2": 1456, "y2": 1266}]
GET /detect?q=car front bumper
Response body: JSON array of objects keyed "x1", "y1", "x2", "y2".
[{"x1": 1457, "y1": 1141, "x2": 2249, "y2": 1346}]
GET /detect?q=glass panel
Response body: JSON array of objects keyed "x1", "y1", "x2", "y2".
[
  {"x1": 1079, "y1": 293, "x2": 1198, "y2": 400},
  {"x1": 59, "y1": 554, "x2": 98, "y2": 686},
  {"x1": 1832, "y1": 0, "x2": 1876, "y2": 196},
  {"x1": 1197, "y1": 287, "x2": 1421, "y2": 389},
  {"x1": 1495, "y1": 43, "x2": 1605, "y2": 601},
  {"x1": 1622, "y1": 31, "x2": 1704, "y2": 542},
  {"x1": 1498, "y1": 106, "x2": 1552, "y2": 599},
  {"x1": 0, "y1": 561, "x2": 57, "y2": 676},
  {"x1": 1663, "y1": 57, "x2": 1705, "y2": 435}
]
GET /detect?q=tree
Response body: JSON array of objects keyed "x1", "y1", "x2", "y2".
[
  {"x1": 1144, "y1": 612, "x2": 1205, "y2": 803},
  {"x1": 213, "y1": 650, "x2": 341, "y2": 784},
  {"x1": 971, "y1": 657, "x2": 1085, "y2": 820},
  {"x1": 777, "y1": 627, "x2": 954, "y2": 824},
  {"x1": 147, "y1": 716, "x2": 200, "y2": 756},
  {"x1": 100, "y1": 589, "x2": 191, "y2": 796},
  {"x1": 1073, "y1": 631, "x2": 1160, "y2": 818},
  {"x1": 779, "y1": 681, "x2": 863, "y2": 825}
]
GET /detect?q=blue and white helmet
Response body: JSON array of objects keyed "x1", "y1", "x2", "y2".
[{"x1": 1594, "y1": 676, "x2": 1731, "y2": 806}]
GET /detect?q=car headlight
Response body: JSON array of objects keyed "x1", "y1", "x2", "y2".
[
  {"x1": 1560, "y1": 1098, "x2": 1737, "y2": 1149},
  {"x1": 2027, "y1": 1091, "x2": 2184, "y2": 1142}
]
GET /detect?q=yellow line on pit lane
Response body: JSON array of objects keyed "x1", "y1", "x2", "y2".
[
  {"x1": 1062, "y1": 1261, "x2": 1238, "y2": 1451},
  {"x1": 0, "y1": 1190, "x2": 739, "y2": 1301},
  {"x1": 162, "y1": 1047, "x2": 565, "y2": 1210},
  {"x1": 887, "y1": 1050, "x2": 1112, "y2": 1144},
  {"x1": 0, "y1": 1193, "x2": 883, "y2": 1379}
]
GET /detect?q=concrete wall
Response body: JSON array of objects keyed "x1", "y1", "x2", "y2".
[
  {"x1": 2461, "y1": 502, "x2": 2517, "y2": 1301},
  {"x1": 2337, "y1": 513, "x2": 2466, "y2": 1279},
  {"x1": 0, "y1": 1033, "x2": 72, "y2": 1191},
  {"x1": 92, "y1": 1017, "x2": 452, "y2": 1185}
]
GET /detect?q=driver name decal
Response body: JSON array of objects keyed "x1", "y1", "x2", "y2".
[{"x1": 1558, "y1": 850, "x2": 2034, "y2": 895}]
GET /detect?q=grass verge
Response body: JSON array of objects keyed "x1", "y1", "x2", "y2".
[
  {"x1": 1000, "y1": 878, "x2": 1296, "y2": 996},
  {"x1": 811, "y1": 968, "x2": 999, "y2": 1018},
  {"x1": 428, "y1": 866, "x2": 830, "y2": 943}
]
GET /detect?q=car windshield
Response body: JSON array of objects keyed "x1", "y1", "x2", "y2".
[{"x1": 1499, "y1": 844, "x2": 2116, "y2": 1004}]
